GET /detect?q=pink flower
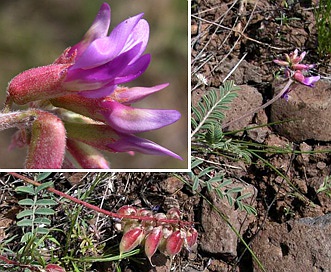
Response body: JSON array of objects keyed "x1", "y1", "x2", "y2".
[
  {"x1": 293, "y1": 71, "x2": 320, "y2": 87},
  {"x1": 3, "y1": 3, "x2": 182, "y2": 168},
  {"x1": 274, "y1": 49, "x2": 320, "y2": 100},
  {"x1": 7, "y1": 3, "x2": 150, "y2": 103}
]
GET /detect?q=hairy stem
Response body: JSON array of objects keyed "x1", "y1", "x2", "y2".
[
  {"x1": 9, "y1": 172, "x2": 194, "y2": 226},
  {"x1": 0, "y1": 111, "x2": 36, "y2": 132}
]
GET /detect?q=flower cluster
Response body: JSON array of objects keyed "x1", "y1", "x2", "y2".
[
  {"x1": 2, "y1": 3, "x2": 182, "y2": 168},
  {"x1": 273, "y1": 49, "x2": 320, "y2": 100},
  {"x1": 116, "y1": 206, "x2": 198, "y2": 265}
]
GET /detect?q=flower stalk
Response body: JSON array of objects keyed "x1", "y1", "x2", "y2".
[
  {"x1": 222, "y1": 49, "x2": 320, "y2": 129},
  {"x1": 9, "y1": 172, "x2": 197, "y2": 265}
]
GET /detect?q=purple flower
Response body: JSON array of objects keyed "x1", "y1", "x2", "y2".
[
  {"x1": 59, "y1": 3, "x2": 151, "y2": 98},
  {"x1": 51, "y1": 84, "x2": 181, "y2": 134},
  {"x1": 274, "y1": 49, "x2": 320, "y2": 100},
  {"x1": 7, "y1": 3, "x2": 151, "y2": 103},
  {"x1": 293, "y1": 71, "x2": 320, "y2": 87},
  {"x1": 5, "y1": 2, "x2": 182, "y2": 168},
  {"x1": 64, "y1": 122, "x2": 182, "y2": 160}
]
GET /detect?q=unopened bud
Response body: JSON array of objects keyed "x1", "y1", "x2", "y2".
[
  {"x1": 185, "y1": 227, "x2": 198, "y2": 249},
  {"x1": 144, "y1": 226, "x2": 163, "y2": 265},
  {"x1": 165, "y1": 229, "x2": 185, "y2": 256},
  {"x1": 45, "y1": 264, "x2": 66, "y2": 272},
  {"x1": 117, "y1": 205, "x2": 138, "y2": 217},
  {"x1": 25, "y1": 110, "x2": 66, "y2": 169},
  {"x1": 119, "y1": 226, "x2": 145, "y2": 254},
  {"x1": 166, "y1": 207, "x2": 181, "y2": 220}
]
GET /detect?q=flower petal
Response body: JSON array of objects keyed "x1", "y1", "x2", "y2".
[
  {"x1": 65, "y1": 43, "x2": 143, "y2": 90},
  {"x1": 107, "y1": 133, "x2": 183, "y2": 160},
  {"x1": 72, "y1": 13, "x2": 144, "y2": 69},
  {"x1": 112, "y1": 54, "x2": 151, "y2": 85},
  {"x1": 100, "y1": 100, "x2": 181, "y2": 133},
  {"x1": 110, "y1": 83, "x2": 169, "y2": 104},
  {"x1": 69, "y1": 3, "x2": 111, "y2": 58},
  {"x1": 294, "y1": 71, "x2": 320, "y2": 87},
  {"x1": 301, "y1": 75, "x2": 320, "y2": 86},
  {"x1": 77, "y1": 84, "x2": 117, "y2": 98},
  {"x1": 121, "y1": 19, "x2": 150, "y2": 64}
]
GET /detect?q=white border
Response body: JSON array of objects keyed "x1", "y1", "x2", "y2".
[{"x1": 1, "y1": 1, "x2": 191, "y2": 173}]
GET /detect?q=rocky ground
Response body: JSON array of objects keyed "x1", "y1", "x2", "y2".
[{"x1": 191, "y1": 0, "x2": 331, "y2": 271}]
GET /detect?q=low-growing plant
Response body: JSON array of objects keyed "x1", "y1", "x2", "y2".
[
  {"x1": 317, "y1": 175, "x2": 331, "y2": 198},
  {"x1": 1, "y1": 173, "x2": 198, "y2": 272},
  {"x1": 190, "y1": 157, "x2": 257, "y2": 215},
  {"x1": 14, "y1": 179, "x2": 59, "y2": 267}
]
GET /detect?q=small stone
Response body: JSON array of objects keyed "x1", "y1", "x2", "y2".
[
  {"x1": 160, "y1": 176, "x2": 183, "y2": 194},
  {"x1": 293, "y1": 178, "x2": 308, "y2": 194},
  {"x1": 316, "y1": 161, "x2": 326, "y2": 170},
  {"x1": 246, "y1": 124, "x2": 269, "y2": 143}
]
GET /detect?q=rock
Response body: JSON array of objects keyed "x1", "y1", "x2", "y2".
[
  {"x1": 160, "y1": 176, "x2": 183, "y2": 194},
  {"x1": 265, "y1": 133, "x2": 290, "y2": 148},
  {"x1": 270, "y1": 80, "x2": 331, "y2": 142},
  {"x1": 206, "y1": 259, "x2": 238, "y2": 272},
  {"x1": 216, "y1": 59, "x2": 262, "y2": 85},
  {"x1": 252, "y1": 214, "x2": 331, "y2": 271},
  {"x1": 223, "y1": 85, "x2": 263, "y2": 131},
  {"x1": 293, "y1": 178, "x2": 308, "y2": 194},
  {"x1": 200, "y1": 180, "x2": 257, "y2": 259},
  {"x1": 246, "y1": 124, "x2": 269, "y2": 143}
]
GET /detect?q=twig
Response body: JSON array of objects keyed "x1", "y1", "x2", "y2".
[
  {"x1": 0, "y1": 255, "x2": 40, "y2": 271},
  {"x1": 191, "y1": 14, "x2": 293, "y2": 52}
]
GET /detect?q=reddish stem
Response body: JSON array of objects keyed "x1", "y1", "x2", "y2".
[
  {"x1": 8, "y1": 172, "x2": 194, "y2": 226},
  {"x1": 0, "y1": 255, "x2": 40, "y2": 271}
]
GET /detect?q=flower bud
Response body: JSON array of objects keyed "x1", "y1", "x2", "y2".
[
  {"x1": 138, "y1": 208, "x2": 155, "y2": 229},
  {"x1": 45, "y1": 264, "x2": 66, "y2": 272},
  {"x1": 7, "y1": 64, "x2": 71, "y2": 105},
  {"x1": 166, "y1": 207, "x2": 181, "y2": 220},
  {"x1": 119, "y1": 226, "x2": 145, "y2": 254},
  {"x1": 185, "y1": 227, "x2": 198, "y2": 249},
  {"x1": 154, "y1": 212, "x2": 167, "y2": 221},
  {"x1": 273, "y1": 60, "x2": 289, "y2": 67},
  {"x1": 137, "y1": 208, "x2": 153, "y2": 217},
  {"x1": 66, "y1": 138, "x2": 110, "y2": 169},
  {"x1": 292, "y1": 64, "x2": 314, "y2": 70},
  {"x1": 165, "y1": 229, "x2": 185, "y2": 256},
  {"x1": 144, "y1": 226, "x2": 163, "y2": 265},
  {"x1": 25, "y1": 110, "x2": 66, "y2": 169},
  {"x1": 117, "y1": 205, "x2": 138, "y2": 217}
]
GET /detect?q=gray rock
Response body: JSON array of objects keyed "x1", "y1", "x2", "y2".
[
  {"x1": 270, "y1": 79, "x2": 331, "y2": 142},
  {"x1": 251, "y1": 214, "x2": 331, "y2": 271},
  {"x1": 223, "y1": 85, "x2": 263, "y2": 132},
  {"x1": 200, "y1": 180, "x2": 257, "y2": 259}
]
